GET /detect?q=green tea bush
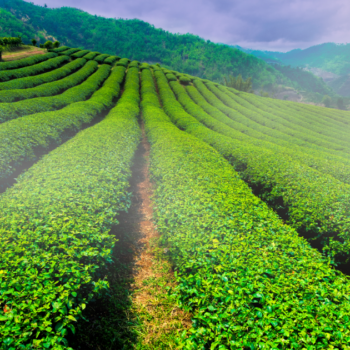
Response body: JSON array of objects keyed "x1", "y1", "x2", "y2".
[
  {"x1": 83, "y1": 51, "x2": 100, "y2": 60},
  {"x1": 205, "y1": 82, "x2": 350, "y2": 154},
  {"x1": 50, "y1": 46, "x2": 70, "y2": 53},
  {"x1": 186, "y1": 83, "x2": 350, "y2": 185},
  {"x1": 165, "y1": 73, "x2": 177, "y2": 81},
  {"x1": 59, "y1": 48, "x2": 81, "y2": 56},
  {"x1": 0, "y1": 59, "x2": 95, "y2": 103},
  {"x1": 104, "y1": 55, "x2": 120, "y2": 65},
  {"x1": 71, "y1": 50, "x2": 90, "y2": 59},
  {"x1": 179, "y1": 75, "x2": 191, "y2": 85},
  {"x1": 116, "y1": 58, "x2": 130, "y2": 67},
  {"x1": 156, "y1": 69, "x2": 350, "y2": 262},
  {"x1": 94, "y1": 54, "x2": 110, "y2": 64},
  {"x1": 0, "y1": 52, "x2": 57, "y2": 72},
  {"x1": 142, "y1": 67, "x2": 350, "y2": 349},
  {"x1": 0, "y1": 66, "x2": 140, "y2": 349},
  {"x1": 128, "y1": 60, "x2": 140, "y2": 68},
  {"x1": 193, "y1": 80, "x2": 350, "y2": 161},
  {"x1": 0, "y1": 53, "x2": 62, "y2": 82},
  {"x1": 0, "y1": 62, "x2": 112, "y2": 122},
  {"x1": 0, "y1": 65, "x2": 127, "y2": 184},
  {"x1": 0, "y1": 57, "x2": 84, "y2": 91}
]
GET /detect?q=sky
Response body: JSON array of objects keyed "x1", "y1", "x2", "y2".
[{"x1": 26, "y1": 0, "x2": 350, "y2": 52}]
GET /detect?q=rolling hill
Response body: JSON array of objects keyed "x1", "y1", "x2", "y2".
[
  {"x1": 0, "y1": 0, "x2": 337, "y2": 102},
  {"x1": 1, "y1": 45, "x2": 350, "y2": 348}
]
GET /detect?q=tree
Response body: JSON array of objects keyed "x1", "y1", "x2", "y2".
[
  {"x1": 337, "y1": 97, "x2": 345, "y2": 110},
  {"x1": 44, "y1": 40, "x2": 53, "y2": 50},
  {"x1": 53, "y1": 41, "x2": 60, "y2": 48},
  {"x1": 322, "y1": 95, "x2": 331, "y2": 108},
  {"x1": 31, "y1": 38, "x2": 37, "y2": 47}
]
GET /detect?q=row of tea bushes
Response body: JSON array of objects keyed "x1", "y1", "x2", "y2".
[
  {"x1": 50, "y1": 46, "x2": 70, "y2": 53},
  {"x1": 71, "y1": 50, "x2": 90, "y2": 59},
  {"x1": 0, "y1": 66, "x2": 141, "y2": 349},
  {"x1": 0, "y1": 65, "x2": 127, "y2": 184},
  {"x1": 0, "y1": 59, "x2": 94, "y2": 103},
  {"x1": 205, "y1": 82, "x2": 350, "y2": 155},
  {"x1": 215, "y1": 85, "x2": 350, "y2": 152},
  {"x1": 185, "y1": 82, "x2": 350, "y2": 185},
  {"x1": 83, "y1": 51, "x2": 100, "y2": 60},
  {"x1": 59, "y1": 48, "x2": 81, "y2": 56},
  {"x1": 0, "y1": 57, "x2": 83, "y2": 91},
  {"x1": 142, "y1": 66, "x2": 350, "y2": 349},
  {"x1": 231, "y1": 88, "x2": 350, "y2": 141},
  {"x1": 0, "y1": 52, "x2": 57, "y2": 71},
  {"x1": 0, "y1": 53, "x2": 60, "y2": 81},
  {"x1": 193, "y1": 79, "x2": 350, "y2": 160},
  {"x1": 104, "y1": 56, "x2": 120, "y2": 65},
  {"x1": 156, "y1": 68, "x2": 350, "y2": 261},
  {"x1": 0, "y1": 63, "x2": 111, "y2": 123},
  {"x1": 94, "y1": 54, "x2": 110, "y2": 64}
]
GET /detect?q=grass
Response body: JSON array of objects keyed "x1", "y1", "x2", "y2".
[{"x1": 2, "y1": 45, "x2": 46, "y2": 61}]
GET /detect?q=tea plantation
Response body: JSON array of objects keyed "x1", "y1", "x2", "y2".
[{"x1": 1, "y1": 47, "x2": 350, "y2": 349}]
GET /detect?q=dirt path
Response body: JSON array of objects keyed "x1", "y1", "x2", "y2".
[{"x1": 69, "y1": 120, "x2": 191, "y2": 349}]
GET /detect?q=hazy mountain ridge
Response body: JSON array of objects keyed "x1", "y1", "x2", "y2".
[{"x1": 233, "y1": 43, "x2": 350, "y2": 96}]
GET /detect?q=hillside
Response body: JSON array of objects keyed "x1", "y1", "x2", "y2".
[
  {"x1": 0, "y1": 0, "x2": 303, "y2": 89},
  {"x1": 1, "y1": 47, "x2": 350, "y2": 348}
]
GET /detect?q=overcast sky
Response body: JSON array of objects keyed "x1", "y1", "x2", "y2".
[{"x1": 26, "y1": 0, "x2": 350, "y2": 52}]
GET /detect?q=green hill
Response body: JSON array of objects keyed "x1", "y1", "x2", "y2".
[
  {"x1": 2, "y1": 48, "x2": 350, "y2": 348},
  {"x1": 0, "y1": 0, "x2": 310, "y2": 90}
]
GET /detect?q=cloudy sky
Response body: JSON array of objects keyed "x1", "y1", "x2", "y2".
[{"x1": 26, "y1": 0, "x2": 350, "y2": 52}]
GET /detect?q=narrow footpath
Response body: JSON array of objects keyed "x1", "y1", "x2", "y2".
[{"x1": 69, "y1": 121, "x2": 191, "y2": 350}]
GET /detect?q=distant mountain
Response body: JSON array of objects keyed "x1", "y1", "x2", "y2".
[
  {"x1": 233, "y1": 43, "x2": 350, "y2": 76},
  {"x1": 233, "y1": 43, "x2": 350, "y2": 96}
]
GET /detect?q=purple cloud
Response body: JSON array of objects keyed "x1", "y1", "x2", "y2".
[{"x1": 26, "y1": 0, "x2": 350, "y2": 51}]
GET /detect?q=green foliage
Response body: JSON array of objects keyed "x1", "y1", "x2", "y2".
[
  {"x1": 50, "y1": 45, "x2": 70, "y2": 53},
  {"x1": 53, "y1": 40, "x2": 60, "y2": 48},
  {"x1": 31, "y1": 38, "x2": 37, "y2": 46},
  {"x1": 0, "y1": 0, "x2": 296, "y2": 88},
  {"x1": 94, "y1": 53, "x2": 110, "y2": 64},
  {"x1": 0, "y1": 59, "x2": 96, "y2": 102},
  {"x1": 0, "y1": 62, "x2": 112, "y2": 122},
  {"x1": 0, "y1": 65, "x2": 126, "y2": 184},
  {"x1": 82, "y1": 51, "x2": 100, "y2": 60},
  {"x1": 103, "y1": 55, "x2": 119, "y2": 65},
  {"x1": 59, "y1": 48, "x2": 80, "y2": 56},
  {"x1": 179, "y1": 75, "x2": 191, "y2": 85},
  {"x1": 0, "y1": 56, "x2": 81, "y2": 90},
  {"x1": 71, "y1": 50, "x2": 90, "y2": 59},
  {"x1": 44, "y1": 40, "x2": 53, "y2": 50},
  {"x1": 141, "y1": 66, "x2": 350, "y2": 349},
  {"x1": 223, "y1": 73, "x2": 253, "y2": 92},
  {"x1": 323, "y1": 94, "x2": 332, "y2": 107},
  {"x1": 0, "y1": 51, "x2": 57, "y2": 71},
  {"x1": 0, "y1": 36, "x2": 22, "y2": 47},
  {"x1": 165, "y1": 73, "x2": 177, "y2": 82},
  {"x1": 116, "y1": 58, "x2": 130, "y2": 67},
  {"x1": 0, "y1": 66, "x2": 140, "y2": 349}
]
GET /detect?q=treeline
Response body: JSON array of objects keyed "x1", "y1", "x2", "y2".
[{"x1": 0, "y1": 0, "x2": 293, "y2": 88}]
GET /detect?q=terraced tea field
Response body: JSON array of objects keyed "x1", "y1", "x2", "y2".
[{"x1": 1, "y1": 48, "x2": 350, "y2": 349}]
